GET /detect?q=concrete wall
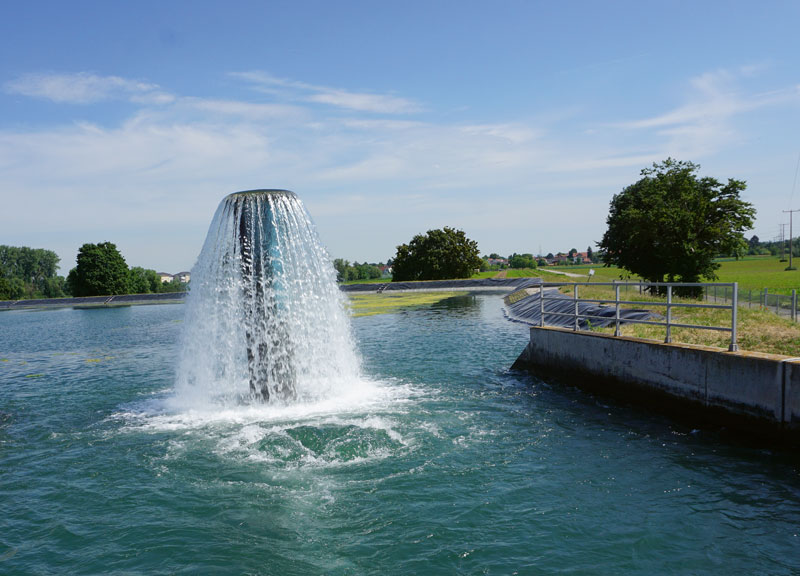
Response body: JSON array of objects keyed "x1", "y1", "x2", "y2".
[{"x1": 514, "y1": 327, "x2": 800, "y2": 433}]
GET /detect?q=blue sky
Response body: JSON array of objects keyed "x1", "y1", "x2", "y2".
[{"x1": 1, "y1": 1, "x2": 799, "y2": 273}]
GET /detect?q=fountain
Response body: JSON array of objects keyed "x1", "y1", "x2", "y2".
[{"x1": 176, "y1": 189, "x2": 359, "y2": 404}]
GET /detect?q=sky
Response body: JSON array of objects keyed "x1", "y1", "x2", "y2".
[{"x1": 1, "y1": 0, "x2": 799, "y2": 274}]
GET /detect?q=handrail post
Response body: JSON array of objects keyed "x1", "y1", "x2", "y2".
[
  {"x1": 665, "y1": 285, "x2": 672, "y2": 344},
  {"x1": 614, "y1": 284, "x2": 620, "y2": 337},
  {"x1": 573, "y1": 283, "x2": 579, "y2": 331},
  {"x1": 729, "y1": 282, "x2": 738, "y2": 351},
  {"x1": 538, "y1": 285, "x2": 544, "y2": 327}
]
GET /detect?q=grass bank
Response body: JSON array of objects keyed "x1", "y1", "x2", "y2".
[
  {"x1": 346, "y1": 291, "x2": 468, "y2": 317},
  {"x1": 551, "y1": 283, "x2": 800, "y2": 357}
]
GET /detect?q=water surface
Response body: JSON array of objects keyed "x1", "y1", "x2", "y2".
[{"x1": 1, "y1": 297, "x2": 798, "y2": 574}]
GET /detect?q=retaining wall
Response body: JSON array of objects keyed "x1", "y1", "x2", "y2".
[{"x1": 513, "y1": 327, "x2": 800, "y2": 436}]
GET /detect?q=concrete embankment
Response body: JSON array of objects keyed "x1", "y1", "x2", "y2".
[
  {"x1": 0, "y1": 292, "x2": 187, "y2": 310},
  {"x1": 513, "y1": 326, "x2": 800, "y2": 440},
  {"x1": 1, "y1": 278, "x2": 533, "y2": 309},
  {"x1": 340, "y1": 277, "x2": 540, "y2": 293}
]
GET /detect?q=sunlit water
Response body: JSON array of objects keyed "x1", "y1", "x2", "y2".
[{"x1": 1, "y1": 297, "x2": 799, "y2": 575}]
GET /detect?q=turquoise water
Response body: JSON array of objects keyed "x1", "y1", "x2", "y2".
[{"x1": 1, "y1": 296, "x2": 799, "y2": 575}]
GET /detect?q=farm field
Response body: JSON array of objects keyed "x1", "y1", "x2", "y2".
[
  {"x1": 549, "y1": 258, "x2": 800, "y2": 295},
  {"x1": 347, "y1": 257, "x2": 799, "y2": 295},
  {"x1": 715, "y1": 257, "x2": 800, "y2": 296}
]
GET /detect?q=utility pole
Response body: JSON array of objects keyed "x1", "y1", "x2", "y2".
[
  {"x1": 780, "y1": 223, "x2": 788, "y2": 262},
  {"x1": 783, "y1": 209, "x2": 800, "y2": 271}
]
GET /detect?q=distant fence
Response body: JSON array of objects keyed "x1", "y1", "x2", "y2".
[{"x1": 534, "y1": 281, "x2": 740, "y2": 351}]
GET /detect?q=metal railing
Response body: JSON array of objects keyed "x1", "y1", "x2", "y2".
[
  {"x1": 537, "y1": 281, "x2": 739, "y2": 352},
  {"x1": 614, "y1": 281, "x2": 800, "y2": 322},
  {"x1": 707, "y1": 286, "x2": 798, "y2": 322}
]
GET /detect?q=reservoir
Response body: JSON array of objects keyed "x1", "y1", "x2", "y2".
[{"x1": 1, "y1": 295, "x2": 799, "y2": 574}]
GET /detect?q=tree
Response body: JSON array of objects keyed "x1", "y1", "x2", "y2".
[
  {"x1": 586, "y1": 246, "x2": 594, "y2": 262},
  {"x1": 67, "y1": 242, "x2": 131, "y2": 297},
  {"x1": 0, "y1": 245, "x2": 64, "y2": 299},
  {"x1": 129, "y1": 266, "x2": 162, "y2": 294},
  {"x1": 333, "y1": 258, "x2": 350, "y2": 282},
  {"x1": 599, "y1": 159, "x2": 755, "y2": 288},
  {"x1": 392, "y1": 227, "x2": 482, "y2": 281},
  {"x1": 508, "y1": 253, "x2": 536, "y2": 269}
]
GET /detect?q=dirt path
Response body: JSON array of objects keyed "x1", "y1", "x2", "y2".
[{"x1": 493, "y1": 270, "x2": 508, "y2": 279}]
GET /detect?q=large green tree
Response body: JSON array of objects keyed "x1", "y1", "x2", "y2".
[
  {"x1": 599, "y1": 159, "x2": 755, "y2": 286},
  {"x1": 67, "y1": 242, "x2": 131, "y2": 297},
  {"x1": 392, "y1": 227, "x2": 482, "y2": 281}
]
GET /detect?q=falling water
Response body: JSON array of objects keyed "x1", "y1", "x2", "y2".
[{"x1": 176, "y1": 189, "x2": 359, "y2": 404}]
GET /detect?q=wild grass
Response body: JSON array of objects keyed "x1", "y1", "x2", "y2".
[{"x1": 545, "y1": 282, "x2": 800, "y2": 356}]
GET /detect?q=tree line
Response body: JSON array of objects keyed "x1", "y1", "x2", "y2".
[
  {"x1": 746, "y1": 235, "x2": 800, "y2": 258},
  {"x1": 0, "y1": 242, "x2": 186, "y2": 300},
  {"x1": 0, "y1": 246, "x2": 66, "y2": 299},
  {"x1": 385, "y1": 159, "x2": 756, "y2": 289},
  {"x1": 333, "y1": 259, "x2": 386, "y2": 282}
]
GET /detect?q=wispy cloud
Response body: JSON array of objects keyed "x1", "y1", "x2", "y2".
[
  {"x1": 5, "y1": 72, "x2": 175, "y2": 105},
  {"x1": 615, "y1": 68, "x2": 800, "y2": 157},
  {"x1": 184, "y1": 98, "x2": 307, "y2": 120},
  {"x1": 622, "y1": 71, "x2": 755, "y2": 129},
  {"x1": 1, "y1": 67, "x2": 797, "y2": 270},
  {"x1": 232, "y1": 70, "x2": 423, "y2": 114}
]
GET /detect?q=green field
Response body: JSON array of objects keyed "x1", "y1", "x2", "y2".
[
  {"x1": 540, "y1": 258, "x2": 800, "y2": 295},
  {"x1": 471, "y1": 266, "x2": 630, "y2": 281},
  {"x1": 346, "y1": 257, "x2": 800, "y2": 295},
  {"x1": 715, "y1": 257, "x2": 800, "y2": 296}
]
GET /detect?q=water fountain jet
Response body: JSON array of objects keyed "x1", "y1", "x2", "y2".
[{"x1": 176, "y1": 189, "x2": 359, "y2": 404}]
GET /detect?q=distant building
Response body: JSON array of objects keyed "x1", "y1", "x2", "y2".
[
  {"x1": 175, "y1": 271, "x2": 191, "y2": 283},
  {"x1": 157, "y1": 272, "x2": 174, "y2": 283}
]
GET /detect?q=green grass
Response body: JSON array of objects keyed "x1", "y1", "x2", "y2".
[
  {"x1": 714, "y1": 257, "x2": 800, "y2": 296},
  {"x1": 533, "y1": 282, "x2": 800, "y2": 356},
  {"x1": 553, "y1": 257, "x2": 800, "y2": 295},
  {"x1": 346, "y1": 291, "x2": 468, "y2": 317},
  {"x1": 603, "y1": 299, "x2": 800, "y2": 357},
  {"x1": 471, "y1": 270, "x2": 501, "y2": 279},
  {"x1": 505, "y1": 269, "x2": 544, "y2": 278}
]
